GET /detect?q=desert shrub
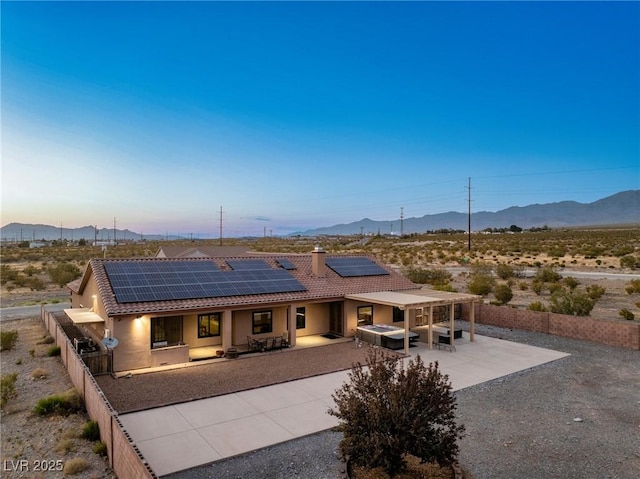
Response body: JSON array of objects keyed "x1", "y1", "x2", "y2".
[
  {"x1": 34, "y1": 388, "x2": 83, "y2": 416},
  {"x1": 549, "y1": 289, "x2": 595, "y2": 316},
  {"x1": 528, "y1": 301, "x2": 548, "y2": 312},
  {"x1": 531, "y1": 279, "x2": 544, "y2": 296},
  {"x1": 494, "y1": 284, "x2": 513, "y2": 305},
  {"x1": 46, "y1": 345, "x2": 61, "y2": 356},
  {"x1": 586, "y1": 284, "x2": 606, "y2": 300},
  {"x1": 547, "y1": 282, "x2": 563, "y2": 294},
  {"x1": 432, "y1": 283, "x2": 457, "y2": 292},
  {"x1": 1, "y1": 372, "x2": 18, "y2": 408},
  {"x1": 405, "y1": 267, "x2": 452, "y2": 285},
  {"x1": 467, "y1": 275, "x2": 494, "y2": 296},
  {"x1": 618, "y1": 309, "x2": 635, "y2": 321},
  {"x1": 534, "y1": 266, "x2": 562, "y2": 283},
  {"x1": 63, "y1": 458, "x2": 89, "y2": 475},
  {"x1": 1, "y1": 330, "x2": 19, "y2": 351},
  {"x1": 620, "y1": 255, "x2": 640, "y2": 269},
  {"x1": 625, "y1": 279, "x2": 640, "y2": 295},
  {"x1": 93, "y1": 441, "x2": 108, "y2": 457},
  {"x1": 496, "y1": 263, "x2": 515, "y2": 280},
  {"x1": 329, "y1": 350, "x2": 465, "y2": 477},
  {"x1": 55, "y1": 438, "x2": 75, "y2": 454},
  {"x1": 47, "y1": 262, "x2": 81, "y2": 288},
  {"x1": 81, "y1": 420, "x2": 100, "y2": 441},
  {"x1": 562, "y1": 276, "x2": 580, "y2": 290}
]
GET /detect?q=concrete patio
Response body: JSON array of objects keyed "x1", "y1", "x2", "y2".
[{"x1": 119, "y1": 333, "x2": 569, "y2": 477}]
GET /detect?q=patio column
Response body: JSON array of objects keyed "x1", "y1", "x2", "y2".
[
  {"x1": 469, "y1": 301, "x2": 475, "y2": 342},
  {"x1": 403, "y1": 307, "x2": 409, "y2": 355},
  {"x1": 449, "y1": 301, "x2": 455, "y2": 348},
  {"x1": 222, "y1": 310, "x2": 232, "y2": 351},
  {"x1": 287, "y1": 305, "x2": 296, "y2": 347},
  {"x1": 428, "y1": 304, "x2": 434, "y2": 350}
]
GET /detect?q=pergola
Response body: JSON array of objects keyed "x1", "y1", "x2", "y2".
[{"x1": 345, "y1": 289, "x2": 481, "y2": 355}]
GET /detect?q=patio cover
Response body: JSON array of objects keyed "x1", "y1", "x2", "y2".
[
  {"x1": 64, "y1": 308, "x2": 105, "y2": 324},
  {"x1": 345, "y1": 289, "x2": 480, "y2": 354}
]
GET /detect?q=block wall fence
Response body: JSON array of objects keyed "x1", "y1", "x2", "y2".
[
  {"x1": 42, "y1": 307, "x2": 157, "y2": 479},
  {"x1": 462, "y1": 303, "x2": 640, "y2": 350}
]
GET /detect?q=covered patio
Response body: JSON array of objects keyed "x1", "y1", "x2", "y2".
[{"x1": 346, "y1": 289, "x2": 481, "y2": 354}]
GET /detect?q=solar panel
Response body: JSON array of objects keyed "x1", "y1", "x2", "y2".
[
  {"x1": 325, "y1": 257, "x2": 390, "y2": 277},
  {"x1": 104, "y1": 260, "x2": 306, "y2": 303},
  {"x1": 276, "y1": 258, "x2": 296, "y2": 270},
  {"x1": 226, "y1": 259, "x2": 272, "y2": 270}
]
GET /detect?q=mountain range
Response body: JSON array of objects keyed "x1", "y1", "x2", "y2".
[
  {"x1": 1, "y1": 191, "x2": 638, "y2": 241},
  {"x1": 291, "y1": 190, "x2": 639, "y2": 236}
]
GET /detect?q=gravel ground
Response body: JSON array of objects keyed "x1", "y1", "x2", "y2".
[{"x1": 165, "y1": 324, "x2": 640, "y2": 479}]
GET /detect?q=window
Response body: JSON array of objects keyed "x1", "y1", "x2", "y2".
[
  {"x1": 252, "y1": 310, "x2": 273, "y2": 334},
  {"x1": 393, "y1": 306, "x2": 404, "y2": 323},
  {"x1": 151, "y1": 316, "x2": 183, "y2": 348},
  {"x1": 198, "y1": 313, "x2": 221, "y2": 338},
  {"x1": 357, "y1": 305, "x2": 373, "y2": 326},
  {"x1": 296, "y1": 307, "x2": 306, "y2": 329}
]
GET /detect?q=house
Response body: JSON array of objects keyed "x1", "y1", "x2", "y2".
[
  {"x1": 155, "y1": 245, "x2": 252, "y2": 258},
  {"x1": 66, "y1": 248, "x2": 479, "y2": 372}
]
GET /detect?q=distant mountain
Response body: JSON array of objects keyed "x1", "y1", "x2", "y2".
[
  {"x1": 0, "y1": 223, "x2": 182, "y2": 242},
  {"x1": 291, "y1": 190, "x2": 640, "y2": 236}
]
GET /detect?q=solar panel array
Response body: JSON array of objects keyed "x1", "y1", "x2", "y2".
[
  {"x1": 104, "y1": 260, "x2": 307, "y2": 304},
  {"x1": 325, "y1": 257, "x2": 390, "y2": 277},
  {"x1": 275, "y1": 258, "x2": 297, "y2": 270},
  {"x1": 226, "y1": 259, "x2": 272, "y2": 270}
]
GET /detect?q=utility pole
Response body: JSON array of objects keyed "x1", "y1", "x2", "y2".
[
  {"x1": 113, "y1": 217, "x2": 117, "y2": 246},
  {"x1": 466, "y1": 177, "x2": 472, "y2": 250},
  {"x1": 219, "y1": 206, "x2": 223, "y2": 246},
  {"x1": 400, "y1": 207, "x2": 404, "y2": 236}
]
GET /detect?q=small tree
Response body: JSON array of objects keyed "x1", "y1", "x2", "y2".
[
  {"x1": 494, "y1": 284, "x2": 513, "y2": 305},
  {"x1": 329, "y1": 350, "x2": 465, "y2": 477}
]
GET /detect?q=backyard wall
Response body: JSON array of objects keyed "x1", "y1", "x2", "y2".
[
  {"x1": 42, "y1": 307, "x2": 157, "y2": 479},
  {"x1": 462, "y1": 303, "x2": 640, "y2": 350}
]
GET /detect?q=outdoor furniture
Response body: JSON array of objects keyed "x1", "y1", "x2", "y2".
[
  {"x1": 247, "y1": 336, "x2": 259, "y2": 352},
  {"x1": 356, "y1": 324, "x2": 419, "y2": 350},
  {"x1": 436, "y1": 334, "x2": 456, "y2": 352},
  {"x1": 225, "y1": 347, "x2": 239, "y2": 358}
]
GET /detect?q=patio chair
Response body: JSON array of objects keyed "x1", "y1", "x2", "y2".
[
  {"x1": 272, "y1": 336, "x2": 282, "y2": 349},
  {"x1": 282, "y1": 331, "x2": 289, "y2": 347},
  {"x1": 437, "y1": 334, "x2": 456, "y2": 352},
  {"x1": 247, "y1": 336, "x2": 258, "y2": 352}
]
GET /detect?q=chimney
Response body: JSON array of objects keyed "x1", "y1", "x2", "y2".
[{"x1": 311, "y1": 245, "x2": 326, "y2": 277}]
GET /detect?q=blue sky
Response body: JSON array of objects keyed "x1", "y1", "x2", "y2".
[{"x1": 2, "y1": 1, "x2": 638, "y2": 237}]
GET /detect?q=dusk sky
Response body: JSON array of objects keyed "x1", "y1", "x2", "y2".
[{"x1": 2, "y1": 1, "x2": 638, "y2": 237}]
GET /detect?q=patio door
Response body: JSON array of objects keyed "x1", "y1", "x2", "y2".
[{"x1": 328, "y1": 301, "x2": 343, "y2": 336}]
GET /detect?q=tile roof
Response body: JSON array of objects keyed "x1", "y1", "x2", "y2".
[{"x1": 77, "y1": 255, "x2": 419, "y2": 317}]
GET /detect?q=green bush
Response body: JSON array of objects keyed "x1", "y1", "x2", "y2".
[
  {"x1": 620, "y1": 255, "x2": 640, "y2": 269},
  {"x1": 46, "y1": 345, "x2": 61, "y2": 357},
  {"x1": 619, "y1": 309, "x2": 635, "y2": 321},
  {"x1": 562, "y1": 277, "x2": 580, "y2": 290},
  {"x1": 549, "y1": 289, "x2": 595, "y2": 316},
  {"x1": 467, "y1": 275, "x2": 494, "y2": 296},
  {"x1": 34, "y1": 389, "x2": 83, "y2": 416},
  {"x1": 528, "y1": 301, "x2": 548, "y2": 312},
  {"x1": 1, "y1": 330, "x2": 19, "y2": 351},
  {"x1": 586, "y1": 284, "x2": 606, "y2": 300},
  {"x1": 1, "y1": 372, "x2": 18, "y2": 408},
  {"x1": 625, "y1": 279, "x2": 640, "y2": 295},
  {"x1": 81, "y1": 420, "x2": 100, "y2": 441},
  {"x1": 47, "y1": 262, "x2": 82, "y2": 288},
  {"x1": 496, "y1": 263, "x2": 515, "y2": 280},
  {"x1": 329, "y1": 350, "x2": 465, "y2": 477},
  {"x1": 534, "y1": 266, "x2": 562, "y2": 283},
  {"x1": 93, "y1": 441, "x2": 108, "y2": 457},
  {"x1": 494, "y1": 284, "x2": 513, "y2": 305},
  {"x1": 405, "y1": 267, "x2": 452, "y2": 285}
]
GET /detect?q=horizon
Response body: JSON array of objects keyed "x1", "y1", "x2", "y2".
[{"x1": 2, "y1": 2, "x2": 638, "y2": 237}]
